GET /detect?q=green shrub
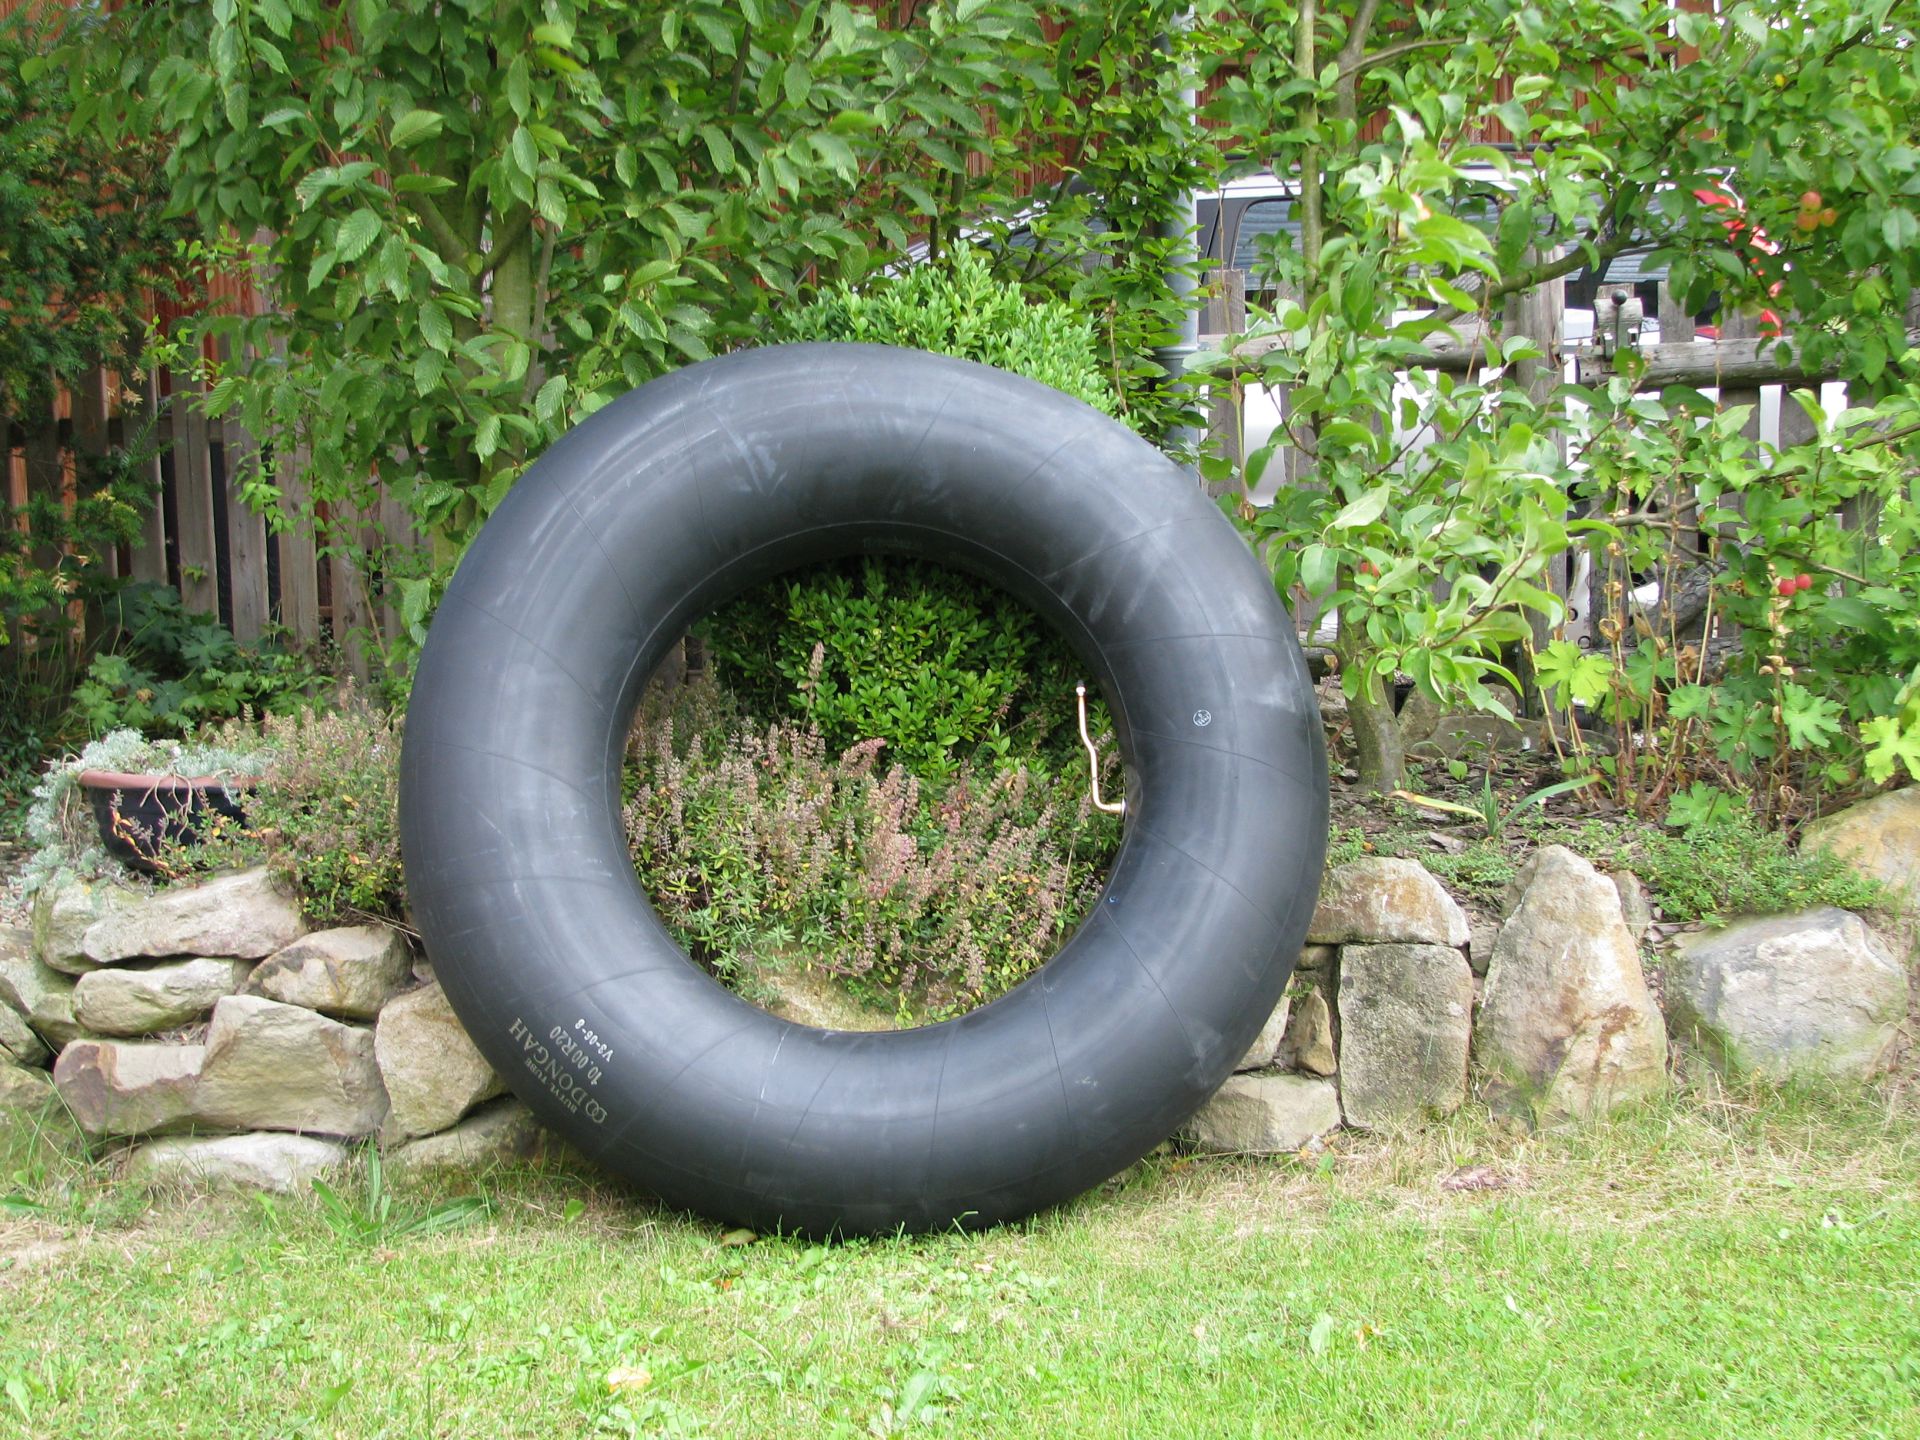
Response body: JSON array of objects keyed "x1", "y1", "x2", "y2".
[
  {"x1": 703, "y1": 248, "x2": 1122, "y2": 779},
  {"x1": 158, "y1": 700, "x2": 405, "y2": 925},
  {"x1": 777, "y1": 245, "x2": 1121, "y2": 419},
  {"x1": 623, "y1": 679, "x2": 1122, "y2": 1022},
  {"x1": 70, "y1": 583, "x2": 328, "y2": 738},
  {"x1": 702, "y1": 557, "x2": 1090, "y2": 782}
]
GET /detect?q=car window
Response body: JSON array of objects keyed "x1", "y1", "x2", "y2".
[{"x1": 1232, "y1": 198, "x2": 1302, "y2": 278}]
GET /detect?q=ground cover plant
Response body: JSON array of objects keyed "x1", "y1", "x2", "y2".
[
  {"x1": 1, "y1": 1080, "x2": 1916, "y2": 1437},
  {"x1": 622, "y1": 675, "x2": 1122, "y2": 1025}
]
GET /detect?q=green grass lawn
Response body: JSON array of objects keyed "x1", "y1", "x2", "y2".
[{"x1": 2, "y1": 1083, "x2": 1916, "y2": 1439}]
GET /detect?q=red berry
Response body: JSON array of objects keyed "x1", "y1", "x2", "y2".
[
  {"x1": 1777, "y1": 577, "x2": 1796, "y2": 597},
  {"x1": 1819, "y1": 207, "x2": 1838, "y2": 227},
  {"x1": 1797, "y1": 573, "x2": 1814, "y2": 592},
  {"x1": 1794, "y1": 211, "x2": 1820, "y2": 233},
  {"x1": 1799, "y1": 190, "x2": 1822, "y2": 210}
]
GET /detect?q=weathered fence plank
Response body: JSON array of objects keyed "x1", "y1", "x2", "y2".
[{"x1": 168, "y1": 372, "x2": 220, "y2": 617}]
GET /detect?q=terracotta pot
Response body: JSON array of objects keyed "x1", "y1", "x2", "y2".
[{"x1": 77, "y1": 770, "x2": 253, "y2": 875}]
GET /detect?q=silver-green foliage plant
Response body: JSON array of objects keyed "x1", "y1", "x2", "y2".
[{"x1": 21, "y1": 729, "x2": 272, "y2": 895}]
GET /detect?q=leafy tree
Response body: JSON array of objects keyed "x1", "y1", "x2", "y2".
[
  {"x1": 1187, "y1": 0, "x2": 1920, "y2": 799},
  {"x1": 0, "y1": 7, "x2": 178, "y2": 654},
  {"x1": 67, "y1": 0, "x2": 1067, "y2": 656}
]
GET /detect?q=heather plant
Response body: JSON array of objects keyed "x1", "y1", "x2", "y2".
[
  {"x1": 172, "y1": 698, "x2": 406, "y2": 925},
  {"x1": 622, "y1": 679, "x2": 1122, "y2": 1022}
]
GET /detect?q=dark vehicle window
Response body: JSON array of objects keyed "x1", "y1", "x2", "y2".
[{"x1": 1232, "y1": 198, "x2": 1302, "y2": 280}]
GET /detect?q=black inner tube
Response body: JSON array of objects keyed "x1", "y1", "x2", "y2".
[{"x1": 399, "y1": 344, "x2": 1328, "y2": 1235}]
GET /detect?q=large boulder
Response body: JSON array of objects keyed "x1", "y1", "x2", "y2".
[
  {"x1": 0, "y1": 1061, "x2": 56, "y2": 1115},
  {"x1": 0, "y1": 999, "x2": 49, "y2": 1067},
  {"x1": 245, "y1": 925, "x2": 411, "y2": 1021},
  {"x1": 1474, "y1": 846, "x2": 1668, "y2": 1121},
  {"x1": 30, "y1": 873, "x2": 135, "y2": 974},
  {"x1": 193, "y1": 995, "x2": 388, "y2": 1137},
  {"x1": 1235, "y1": 995, "x2": 1292, "y2": 1072},
  {"x1": 1308, "y1": 859, "x2": 1470, "y2": 947},
  {"x1": 1668, "y1": 909, "x2": 1906, "y2": 1080},
  {"x1": 374, "y1": 982, "x2": 505, "y2": 1140},
  {"x1": 1180, "y1": 1074, "x2": 1341, "y2": 1154},
  {"x1": 126, "y1": 1132, "x2": 348, "y2": 1193},
  {"x1": 0, "y1": 933, "x2": 89, "y2": 1049},
  {"x1": 384, "y1": 1099, "x2": 545, "y2": 1178},
  {"x1": 1277, "y1": 983, "x2": 1337, "y2": 1076},
  {"x1": 1803, "y1": 788, "x2": 1920, "y2": 902},
  {"x1": 72, "y1": 958, "x2": 252, "y2": 1037},
  {"x1": 1337, "y1": 943, "x2": 1472, "y2": 1127},
  {"x1": 53, "y1": 1041, "x2": 205, "y2": 1137},
  {"x1": 81, "y1": 867, "x2": 306, "y2": 965}
]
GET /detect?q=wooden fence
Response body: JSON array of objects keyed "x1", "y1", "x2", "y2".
[{"x1": 5, "y1": 361, "x2": 421, "y2": 679}]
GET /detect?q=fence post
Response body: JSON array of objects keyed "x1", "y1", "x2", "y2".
[
  {"x1": 168, "y1": 369, "x2": 221, "y2": 617},
  {"x1": 129, "y1": 372, "x2": 170, "y2": 585}
]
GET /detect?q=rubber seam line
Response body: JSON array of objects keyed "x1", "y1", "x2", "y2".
[
  {"x1": 441, "y1": 589, "x2": 611, "y2": 714},
  {"x1": 766, "y1": 1045, "x2": 854, "y2": 1202},
  {"x1": 1128, "y1": 723, "x2": 1313, "y2": 784},
  {"x1": 406, "y1": 732, "x2": 602, "y2": 805},
  {"x1": 1103, "y1": 906, "x2": 1205, "y2": 1061},
  {"x1": 1038, "y1": 957, "x2": 1084, "y2": 1156},
  {"x1": 1104, "y1": 629, "x2": 1293, "y2": 650},
  {"x1": 591, "y1": 1017, "x2": 765, "y2": 1158},
  {"x1": 1133, "y1": 816, "x2": 1286, "y2": 931},
  {"x1": 1038, "y1": 514, "x2": 1201, "y2": 583},
  {"x1": 563, "y1": 493, "x2": 646, "y2": 633}
]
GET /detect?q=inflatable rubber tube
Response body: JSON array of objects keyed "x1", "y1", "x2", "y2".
[{"x1": 400, "y1": 344, "x2": 1328, "y2": 1235}]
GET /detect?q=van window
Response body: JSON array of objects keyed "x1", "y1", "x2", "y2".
[{"x1": 1232, "y1": 199, "x2": 1302, "y2": 280}]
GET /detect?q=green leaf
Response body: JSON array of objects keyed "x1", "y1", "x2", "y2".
[
  {"x1": 389, "y1": 109, "x2": 444, "y2": 149},
  {"x1": 1882, "y1": 208, "x2": 1918, "y2": 254},
  {"x1": 335, "y1": 208, "x2": 382, "y2": 263},
  {"x1": 419, "y1": 303, "x2": 453, "y2": 353},
  {"x1": 1328, "y1": 487, "x2": 1390, "y2": 531}
]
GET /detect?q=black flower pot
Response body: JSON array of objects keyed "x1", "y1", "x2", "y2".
[{"x1": 78, "y1": 771, "x2": 252, "y2": 875}]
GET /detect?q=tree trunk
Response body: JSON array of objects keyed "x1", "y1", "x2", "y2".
[{"x1": 1337, "y1": 629, "x2": 1404, "y2": 793}]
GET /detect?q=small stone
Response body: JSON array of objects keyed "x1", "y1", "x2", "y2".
[
  {"x1": 125, "y1": 1132, "x2": 349, "y2": 1193},
  {"x1": 374, "y1": 982, "x2": 504, "y2": 1141},
  {"x1": 72, "y1": 958, "x2": 252, "y2": 1037},
  {"x1": 0, "y1": 1061, "x2": 56, "y2": 1114},
  {"x1": 1338, "y1": 943, "x2": 1473, "y2": 1127},
  {"x1": 384, "y1": 1099, "x2": 544, "y2": 1178},
  {"x1": 1181, "y1": 1074, "x2": 1341, "y2": 1154},
  {"x1": 1309, "y1": 859, "x2": 1471, "y2": 947},
  {"x1": 1408, "y1": 713, "x2": 1528, "y2": 761},
  {"x1": 0, "y1": 1000, "x2": 49, "y2": 1067},
  {"x1": 30, "y1": 874, "x2": 136, "y2": 974},
  {"x1": 1668, "y1": 909, "x2": 1906, "y2": 1081},
  {"x1": 194, "y1": 995, "x2": 388, "y2": 1137},
  {"x1": 81, "y1": 867, "x2": 307, "y2": 964},
  {"x1": 53, "y1": 1041, "x2": 205, "y2": 1138},
  {"x1": 1476, "y1": 846, "x2": 1668, "y2": 1122},
  {"x1": 1611, "y1": 872, "x2": 1654, "y2": 943},
  {"x1": 1235, "y1": 995, "x2": 1292, "y2": 1072},
  {"x1": 245, "y1": 925, "x2": 412, "y2": 1021},
  {"x1": 1467, "y1": 919, "x2": 1501, "y2": 976},
  {"x1": 1802, "y1": 789, "x2": 1920, "y2": 900},
  {"x1": 1277, "y1": 983, "x2": 1337, "y2": 1076},
  {"x1": 1294, "y1": 944, "x2": 1337, "y2": 974},
  {"x1": 0, "y1": 934, "x2": 89, "y2": 1049}
]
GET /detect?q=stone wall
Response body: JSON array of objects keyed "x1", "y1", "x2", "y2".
[
  {"x1": 3, "y1": 788, "x2": 1913, "y2": 1187},
  {"x1": 0, "y1": 868, "x2": 540, "y2": 1192}
]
